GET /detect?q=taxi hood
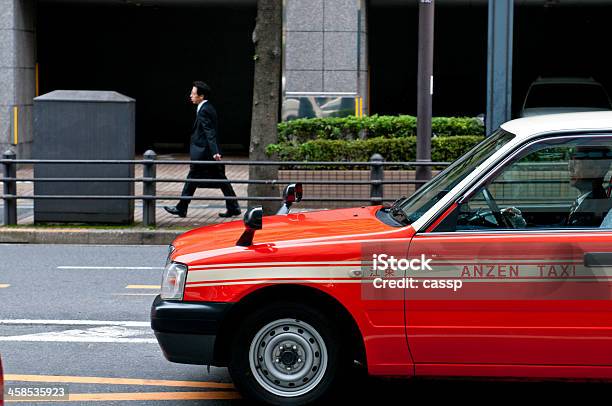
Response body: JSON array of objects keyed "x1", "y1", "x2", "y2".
[{"x1": 171, "y1": 206, "x2": 410, "y2": 258}]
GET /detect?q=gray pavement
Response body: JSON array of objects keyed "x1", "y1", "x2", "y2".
[
  {"x1": 0, "y1": 152, "x2": 391, "y2": 246},
  {"x1": 0, "y1": 154, "x2": 317, "y2": 245},
  {"x1": 0, "y1": 244, "x2": 610, "y2": 405},
  {"x1": 2, "y1": 154, "x2": 251, "y2": 229}
]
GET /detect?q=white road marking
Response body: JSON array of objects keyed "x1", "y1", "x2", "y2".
[
  {"x1": 57, "y1": 266, "x2": 164, "y2": 270},
  {"x1": 0, "y1": 319, "x2": 150, "y2": 327},
  {"x1": 0, "y1": 326, "x2": 157, "y2": 344},
  {"x1": 0, "y1": 284, "x2": 10, "y2": 288}
]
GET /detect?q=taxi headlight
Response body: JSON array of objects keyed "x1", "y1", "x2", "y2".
[{"x1": 161, "y1": 262, "x2": 187, "y2": 301}]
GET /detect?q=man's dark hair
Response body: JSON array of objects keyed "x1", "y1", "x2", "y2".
[{"x1": 192, "y1": 81, "x2": 211, "y2": 99}]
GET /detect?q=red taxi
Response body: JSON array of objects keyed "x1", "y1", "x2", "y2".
[{"x1": 152, "y1": 112, "x2": 612, "y2": 405}]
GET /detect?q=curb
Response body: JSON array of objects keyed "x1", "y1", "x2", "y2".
[{"x1": 0, "y1": 228, "x2": 185, "y2": 245}]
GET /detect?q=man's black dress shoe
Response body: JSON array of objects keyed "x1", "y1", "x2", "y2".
[
  {"x1": 164, "y1": 206, "x2": 187, "y2": 218},
  {"x1": 219, "y1": 210, "x2": 241, "y2": 218}
]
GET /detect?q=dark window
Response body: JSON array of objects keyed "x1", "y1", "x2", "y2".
[{"x1": 525, "y1": 84, "x2": 611, "y2": 109}]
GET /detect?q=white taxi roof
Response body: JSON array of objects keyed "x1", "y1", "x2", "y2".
[{"x1": 501, "y1": 111, "x2": 612, "y2": 139}]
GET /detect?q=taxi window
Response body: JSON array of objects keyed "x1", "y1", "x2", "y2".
[
  {"x1": 443, "y1": 136, "x2": 612, "y2": 232},
  {"x1": 399, "y1": 129, "x2": 514, "y2": 224}
]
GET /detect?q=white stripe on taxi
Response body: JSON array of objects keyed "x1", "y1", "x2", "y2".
[{"x1": 183, "y1": 260, "x2": 612, "y2": 286}]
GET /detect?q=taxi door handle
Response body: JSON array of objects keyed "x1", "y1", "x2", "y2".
[
  {"x1": 584, "y1": 252, "x2": 612, "y2": 267},
  {"x1": 348, "y1": 269, "x2": 363, "y2": 278}
]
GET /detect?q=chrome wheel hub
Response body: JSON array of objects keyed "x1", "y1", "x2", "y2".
[{"x1": 249, "y1": 318, "x2": 328, "y2": 397}]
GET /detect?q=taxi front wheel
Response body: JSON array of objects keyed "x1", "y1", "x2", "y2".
[{"x1": 228, "y1": 302, "x2": 341, "y2": 405}]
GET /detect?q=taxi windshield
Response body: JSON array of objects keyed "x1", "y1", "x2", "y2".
[{"x1": 399, "y1": 129, "x2": 515, "y2": 224}]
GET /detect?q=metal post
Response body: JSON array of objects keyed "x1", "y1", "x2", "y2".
[
  {"x1": 142, "y1": 150, "x2": 157, "y2": 227},
  {"x1": 486, "y1": 0, "x2": 514, "y2": 135},
  {"x1": 370, "y1": 153, "x2": 384, "y2": 205},
  {"x1": 416, "y1": 0, "x2": 435, "y2": 187},
  {"x1": 2, "y1": 150, "x2": 17, "y2": 225}
]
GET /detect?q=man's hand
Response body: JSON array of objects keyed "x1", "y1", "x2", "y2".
[
  {"x1": 213, "y1": 154, "x2": 222, "y2": 161},
  {"x1": 501, "y1": 206, "x2": 527, "y2": 228}
]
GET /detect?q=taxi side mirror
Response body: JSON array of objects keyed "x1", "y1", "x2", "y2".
[
  {"x1": 236, "y1": 207, "x2": 263, "y2": 247},
  {"x1": 276, "y1": 183, "x2": 303, "y2": 215}
]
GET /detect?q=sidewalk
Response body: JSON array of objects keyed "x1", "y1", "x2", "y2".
[{"x1": 0, "y1": 154, "x2": 253, "y2": 245}]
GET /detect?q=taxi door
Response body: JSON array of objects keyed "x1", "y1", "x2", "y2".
[{"x1": 405, "y1": 135, "x2": 612, "y2": 373}]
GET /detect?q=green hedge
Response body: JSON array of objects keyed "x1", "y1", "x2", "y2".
[
  {"x1": 267, "y1": 136, "x2": 484, "y2": 165},
  {"x1": 277, "y1": 115, "x2": 484, "y2": 144}
]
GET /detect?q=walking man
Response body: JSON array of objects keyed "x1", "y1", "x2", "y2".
[{"x1": 164, "y1": 81, "x2": 241, "y2": 218}]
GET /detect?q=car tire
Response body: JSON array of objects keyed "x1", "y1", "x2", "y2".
[{"x1": 228, "y1": 302, "x2": 342, "y2": 405}]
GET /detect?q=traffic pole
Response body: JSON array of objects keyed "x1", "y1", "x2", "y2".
[{"x1": 416, "y1": 0, "x2": 435, "y2": 188}]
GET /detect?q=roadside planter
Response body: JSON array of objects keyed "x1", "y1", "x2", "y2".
[{"x1": 152, "y1": 112, "x2": 612, "y2": 405}]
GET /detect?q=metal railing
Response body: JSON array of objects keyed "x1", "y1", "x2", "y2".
[{"x1": 1, "y1": 150, "x2": 450, "y2": 227}]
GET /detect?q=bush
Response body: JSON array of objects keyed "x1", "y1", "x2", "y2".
[
  {"x1": 277, "y1": 115, "x2": 484, "y2": 144},
  {"x1": 266, "y1": 135, "x2": 484, "y2": 168}
]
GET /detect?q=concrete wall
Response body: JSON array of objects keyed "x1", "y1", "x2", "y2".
[
  {"x1": 0, "y1": 0, "x2": 35, "y2": 158},
  {"x1": 284, "y1": 0, "x2": 368, "y2": 116}
]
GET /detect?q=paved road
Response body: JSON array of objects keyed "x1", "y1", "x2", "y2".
[
  {"x1": 0, "y1": 244, "x2": 610, "y2": 405},
  {"x1": 0, "y1": 244, "x2": 235, "y2": 405}
]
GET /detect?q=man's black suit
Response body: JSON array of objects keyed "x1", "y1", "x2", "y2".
[
  {"x1": 177, "y1": 101, "x2": 240, "y2": 214},
  {"x1": 566, "y1": 182, "x2": 612, "y2": 227}
]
